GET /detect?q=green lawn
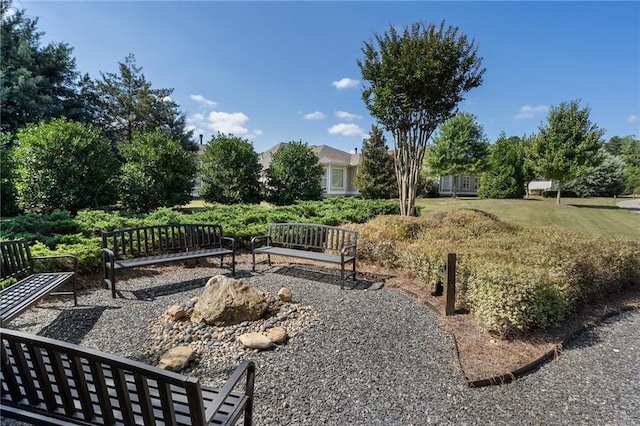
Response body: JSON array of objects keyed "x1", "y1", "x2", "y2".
[{"x1": 415, "y1": 196, "x2": 640, "y2": 241}]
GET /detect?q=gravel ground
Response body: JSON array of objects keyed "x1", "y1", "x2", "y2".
[{"x1": 2, "y1": 263, "x2": 639, "y2": 425}]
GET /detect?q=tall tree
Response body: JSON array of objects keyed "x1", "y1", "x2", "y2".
[
  {"x1": 13, "y1": 118, "x2": 119, "y2": 214},
  {"x1": 118, "y1": 131, "x2": 197, "y2": 212},
  {"x1": 200, "y1": 133, "x2": 262, "y2": 204},
  {"x1": 0, "y1": 132, "x2": 20, "y2": 216},
  {"x1": 358, "y1": 21, "x2": 485, "y2": 215},
  {"x1": 617, "y1": 135, "x2": 640, "y2": 194},
  {"x1": 0, "y1": 1, "x2": 82, "y2": 134},
  {"x1": 266, "y1": 141, "x2": 324, "y2": 206},
  {"x1": 354, "y1": 125, "x2": 396, "y2": 199},
  {"x1": 425, "y1": 112, "x2": 489, "y2": 198},
  {"x1": 478, "y1": 133, "x2": 525, "y2": 199},
  {"x1": 521, "y1": 134, "x2": 538, "y2": 198},
  {"x1": 531, "y1": 100, "x2": 604, "y2": 204},
  {"x1": 92, "y1": 54, "x2": 195, "y2": 150}
]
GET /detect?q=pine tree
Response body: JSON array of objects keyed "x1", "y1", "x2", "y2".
[{"x1": 354, "y1": 125, "x2": 396, "y2": 199}]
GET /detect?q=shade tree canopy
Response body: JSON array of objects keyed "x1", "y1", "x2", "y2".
[
  {"x1": 531, "y1": 99, "x2": 604, "y2": 204},
  {"x1": 425, "y1": 112, "x2": 490, "y2": 197}
]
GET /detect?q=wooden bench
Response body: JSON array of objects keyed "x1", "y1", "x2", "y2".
[
  {"x1": 0, "y1": 328, "x2": 256, "y2": 425},
  {"x1": 251, "y1": 223, "x2": 358, "y2": 281},
  {"x1": 0, "y1": 240, "x2": 77, "y2": 327},
  {"x1": 102, "y1": 224, "x2": 236, "y2": 298}
]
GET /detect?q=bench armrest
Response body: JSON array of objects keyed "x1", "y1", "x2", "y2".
[
  {"x1": 221, "y1": 236, "x2": 236, "y2": 251},
  {"x1": 31, "y1": 255, "x2": 78, "y2": 273},
  {"x1": 204, "y1": 360, "x2": 256, "y2": 422},
  {"x1": 340, "y1": 244, "x2": 357, "y2": 257},
  {"x1": 251, "y1": 235, "x2": 270, "y2": 250}
]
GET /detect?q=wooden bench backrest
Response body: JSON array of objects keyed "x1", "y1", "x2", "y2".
[
  {"x1": 0, "y1": 240, "x2": 34, "y2": 281},
  {"x1": 267, "y1": 223, "x2": 357, "y2": 251},
  {"x1": 102, "y1": 224, "x2": 224, "y2": 260},
  {"x1": 1, "y1": 328, "x2": 208, "y2": 426}
]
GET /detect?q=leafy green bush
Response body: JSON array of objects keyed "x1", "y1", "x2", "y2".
[
  {"x1": 29, "y1": 240, "x2": 103, "y2": 274},
  {"x1": 0, "y1": 210, "x2": 79, "y2": 247}
]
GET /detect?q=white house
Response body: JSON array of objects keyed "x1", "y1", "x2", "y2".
[
  {"x1": 527, "y1": 179, "x2": 556, "y2": 195},
  {"x1": 259, "y1": 143, "x2": 361, "y2": 197},
  {"x1": 438, "y1": 174, "x2": 481, "y2": 196}
]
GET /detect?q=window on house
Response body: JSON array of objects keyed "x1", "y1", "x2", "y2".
[
  {"x1": 442, "y1": 176, "x2": 450, "y2": 191},
  {"x1": 473, "y1": 177, "x2": 479, "y2": 190},
  {"x1": 331, "y1": 168, "x2": 344, "y2": 190},
  {"x1": 462, "y1": 176, "x2": 471, "y2": 190},
  {"x1": 320, "y1": 167, "x2": 328, "y2": 191}
]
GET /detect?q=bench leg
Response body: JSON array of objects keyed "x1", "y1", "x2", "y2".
[
  {"x1": 252, "y1": 251, "x2": 256, "y2": 272},
  {"x1": 72, "y1": 275, "x2": 78, "y2": 306}
]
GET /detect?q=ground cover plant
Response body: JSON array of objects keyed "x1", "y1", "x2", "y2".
[{"x1": 0, "y1": 198, "x2": 400, "y2": 274}]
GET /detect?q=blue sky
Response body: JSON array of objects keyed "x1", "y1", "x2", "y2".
[{"x1": 14, "y1": 1, "x2": 640, "y2": 154}]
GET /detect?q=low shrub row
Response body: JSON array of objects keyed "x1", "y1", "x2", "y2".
[
  {"x1": 2, "y1": 198, "x2": 400, "y2": 274},
  {"x1": 351, "y1": 210, "x2": 640, "y2": 337}
]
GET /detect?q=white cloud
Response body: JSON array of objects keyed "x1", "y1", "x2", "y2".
[
  {"x1": 331, "y1": 78, "x2": 359, "y2": 89},
  {"x1": 328, "y1": 123, "x2": 365, "y2": 137},
  {"x1": 190, "y1": 94, "x2": 217, "y2": 107},
  {"x1": 626, "y1": 114, "x2": 639, "y2": 124},
  {"x1": 207, "y1": 111, "x2": 250, "y2": 135},
  {"x1": 514, "y1": 104, "x2": 549, "y2": 120},
  {"x1": 304, "y1": 111, "x2": 326, "y2": 120},
  {"x1": 335, "y1": 110, "x2": 361, "y2": 121}
]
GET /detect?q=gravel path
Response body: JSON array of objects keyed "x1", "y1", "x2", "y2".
[{"x1": 3, "y1": 263, "x2": 639, "y2": 425}]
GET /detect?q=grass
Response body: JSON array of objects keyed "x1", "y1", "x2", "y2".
[{"x1": 415, "y1": 196, "x2": 640, "y2": 241}]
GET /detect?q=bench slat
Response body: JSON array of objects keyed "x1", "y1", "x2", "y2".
[{"x1": 1, "y1": 329, "x2": 254, "y2": 426}]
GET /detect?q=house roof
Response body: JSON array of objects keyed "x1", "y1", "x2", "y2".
[{"x1": 259, "y1": 143, "x2": 360, "y2": 169}]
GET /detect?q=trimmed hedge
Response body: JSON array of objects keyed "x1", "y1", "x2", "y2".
[{"x1": 351, "y1": 210, "x2": 640, "y2": 337}]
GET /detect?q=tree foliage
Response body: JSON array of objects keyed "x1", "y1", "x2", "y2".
[
  {"x1": 13, "y1": 118, "x2": 119, "y2": 214},
  {"x1": 531, "y1": 99, "x2": 604, "y2": 203},
  {"x1": 92, "y1": 54, "x2": 194, "y2": 150},
  {"x1": 614, "y1": 135, "x2": 640, "y2": 194},
  {"x1": 118, "y1": 131, "x2": 197, "y2": 212},
  {"x1": 478, "y1": 133, "x2": 525, "y2": 199},
  {"x1": 1, "y1": 132, "x2": 20, "y2": 216},
  {"x1": 565, "y1": 151, "x2": 627, "y2": 197},
  {"x1": 358, "y1": 21, "x2": 485, "y2": 215},
  {"x1": 425, "y1": 112, "x2": 489, "y2": 197},
  {"x1": 0, "y1": 1, "x2": 84, "y2": 134},
  {"x1": 199, "y1": 133, "x2": 262, "y2": 204},
  {"x1": 354, "y1": 125, "x2": 396, "y2": 199},
  {"x1": 266, "y1": 141, "x2": 324, "y2": 206}
]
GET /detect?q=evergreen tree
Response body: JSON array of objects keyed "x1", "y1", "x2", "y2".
[
  {"x1": 200, "y1": 133, "x2": 262, "y2": 204},
  {"x1": 92, "y1": 54, "x2": 195, "y2": 150},
  {"x1": 478, "y1": 133, "x2": 525, "y2": 199},
  {"x1": 266, "y1": 141, "x2": 324, "y2": 205},
  {"x1": 118, "y1": 131, "x2": 197, "y2": 212},
  {"x1": 1, "y1": 1, "x2": 83, "y2": 134},
  {"x1": 354, "y1": 125, "x2": 396, "y2": 199}
]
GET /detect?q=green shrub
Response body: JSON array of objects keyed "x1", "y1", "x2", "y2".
[
  {"x1": 29, "y1": 240, "x2": 103, "y2": 275},
  {"x1": 542, "y1": 190, "x2": 578, "y2": 198}
]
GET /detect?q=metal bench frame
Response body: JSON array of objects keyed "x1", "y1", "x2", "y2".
[
  {"x1": 0, "y1": 240, "x2": 77, "y2": 327},
  {"x1": 102, "y1": 224, "x2": 236, "y2": 298},
  {"x1": 251, "y1": 223, "x2": 358, "y2": 281},
  {"x1": 0, "y1": 328, "x2": 255, "y2": 426}
]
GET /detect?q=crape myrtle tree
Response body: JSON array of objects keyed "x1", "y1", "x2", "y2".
[
  {"x1": 358, "y1": 21, "x2": 485, "y2": 215},
  {"x1": 531, "y1": 99, "x2": 604, "y2": 204},
  {"x1": 200, "y1": 133, "x2": 262, "y2": 204},
  {"x1": 266, "y1": 141, "x2": 324, "y2": 206},
  {"x1": 425, "y1": 112, "x2": 489, "y2": 198},
  {"x1": 478, "y1": 133, "x2": 525, "y2": 199},
  {"x1": 12, "y1": 118, "x2": 119, "y2": 214},
  {"x1": 0, "y1": 1, "x2": 88, "y2": 134},
  {"x1": 118, "y1": 131, "x2": 197, "y2": 212},
  {"x1": 92, "y1": 54, "x2": 195, "y2": 151},
  {"x1": 354, "y1": 125, "x2": 396, "y2": 199}
]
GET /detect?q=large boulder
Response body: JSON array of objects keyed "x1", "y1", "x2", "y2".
[{"x1": 191, "y1": 275, "x2": 268, "y2": 326}]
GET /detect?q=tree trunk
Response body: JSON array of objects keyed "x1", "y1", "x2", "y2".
[
  {"x1": 452, "y1": 175, "x2": 458, "y2": 198},
  {"x1": 556, "y1": 180, "x2": 562, "y2": 204}
]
